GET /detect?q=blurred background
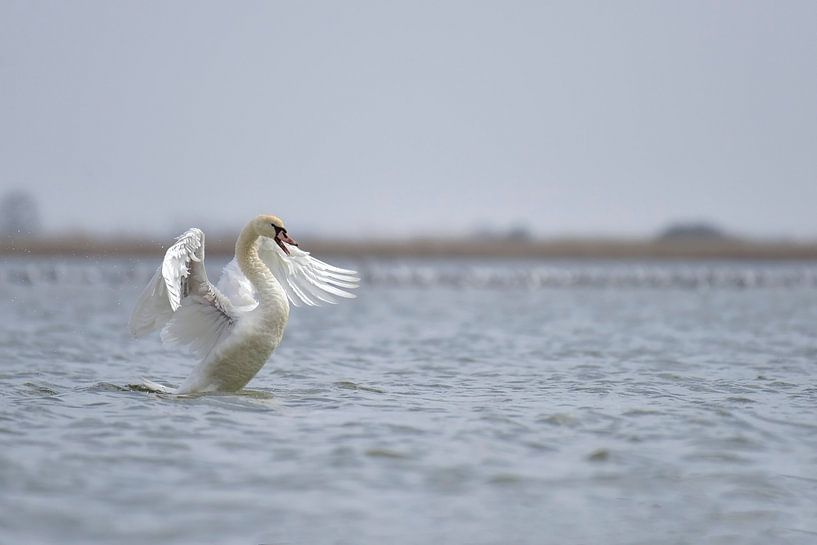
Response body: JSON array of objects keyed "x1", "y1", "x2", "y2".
[{"x1": 2, "y1": 0, "x2": 816, "y2": 258}]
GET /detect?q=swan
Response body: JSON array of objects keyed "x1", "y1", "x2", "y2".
[{"x1": 128, "y1": 214, "x2": 358, "y2": 394}]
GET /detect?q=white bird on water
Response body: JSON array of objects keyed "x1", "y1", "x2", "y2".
[{"x1": 128, "y1": 214, "x2": 359, "y2": 394}]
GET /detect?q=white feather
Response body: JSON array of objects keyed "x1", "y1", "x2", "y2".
[
  {"x1": 160, "y1": 295, "x2": 234, "y2": 359},
  {"x1": 128, "y1": 266, "x2": 173, "y2": 337},
  {"x1": 257, "y1": 239, "x2": 359, "y2": 308},
  {"x1": 129, "y1": 228, "x2": 237, "y2": 359},
  {"x1": 216, "y1": 258, "x2": 259, "y2": 312}
]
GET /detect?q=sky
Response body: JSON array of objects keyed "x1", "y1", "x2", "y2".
[{"x1": 1, "y1": 1, "x2": 816, "y2": 239}]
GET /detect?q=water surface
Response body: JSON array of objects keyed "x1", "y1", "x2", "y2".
[{"x1": 1, "y1": 258, "x2": 816, "y2": 544}]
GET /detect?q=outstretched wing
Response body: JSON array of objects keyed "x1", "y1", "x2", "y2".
[
  {"x1": 215, "y1": 258, "x2": 259, "y2": 312},
  {"x1": 257, "y1": 238, "x2": 359, "y2": 307},
  {"x1": 129, "y1": 228, "x2": 237, "y2": 358}
]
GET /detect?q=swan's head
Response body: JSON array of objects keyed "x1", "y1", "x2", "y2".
[{"x1": 253, "y1": 214, "x2": 298, "y2": 255}]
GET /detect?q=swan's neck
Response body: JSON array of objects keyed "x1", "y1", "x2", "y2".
[{"x1": 235, "y1": 224, "x2": 289, "y2": 315}]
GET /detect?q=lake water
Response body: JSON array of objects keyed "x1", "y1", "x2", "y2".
[{"x1": 1, "y1": 257, "x2": 816, "y2": 545}]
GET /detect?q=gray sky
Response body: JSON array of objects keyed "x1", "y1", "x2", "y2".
[{"x1": 2, "y1": 1, "x2": 816, "y2": 239}]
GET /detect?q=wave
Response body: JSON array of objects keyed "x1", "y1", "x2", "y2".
[
  {"x1": 361, "y1": 261, "x2": 817, "y2": 289},
  {"x1": 2, "y1": 257, "x2": 817, "y2": 289}
]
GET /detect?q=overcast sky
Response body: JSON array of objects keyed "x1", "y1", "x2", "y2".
[{"x1": 2, "y1": 1, "x2": 816, "y2": 239}]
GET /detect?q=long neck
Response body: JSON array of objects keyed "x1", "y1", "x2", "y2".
[{"x1": 235, "y1": 223, "x2": 289, "y2": 312}]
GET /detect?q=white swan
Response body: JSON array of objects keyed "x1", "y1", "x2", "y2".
[{"x1": 128, "y1": 214, "x2": 358, "y2": 394}]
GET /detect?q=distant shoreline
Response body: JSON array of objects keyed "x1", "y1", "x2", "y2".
[{"x1": 3, "y1": 236, "x2": 817, "y2": 260}]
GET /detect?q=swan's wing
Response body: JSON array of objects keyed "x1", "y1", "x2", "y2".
[
  {"x1": 129, "y1": 228, "x2": 237, "y2": 358},
  {"x1": 159, "y1": 292, "x2": 235, "y2": 359},
  {"x1": 257, "y1": 239, "x2": 359, "y2": 307},
  {"x1": 128, "y1": 265, "x2": 174, "y2": 338},
  {"x1": 215, "y1": 258, "x2": 259, "y2": 312}
]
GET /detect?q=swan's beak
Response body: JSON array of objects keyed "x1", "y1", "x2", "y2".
[{"x1": 276, "y1": 231, "x2": 298, "y2": 255}]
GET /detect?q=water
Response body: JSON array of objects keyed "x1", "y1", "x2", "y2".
[{"x1": 1, "y1": 257, "x2": 816, "y2": 545}]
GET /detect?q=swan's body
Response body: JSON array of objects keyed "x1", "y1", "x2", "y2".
[{"x1": 129, "y1": 215, "x2": 358, "y2": 394}]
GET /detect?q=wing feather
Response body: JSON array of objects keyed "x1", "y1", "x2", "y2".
[
  {"x1": 160, "y1": 294, "x2": 234, "y2": 359},
  {"x1": 129, "y1": 228, "x2": 238, "y2": 358},
  {"x1": 129, "y1": 266, "x2": 173, "y2": 337},
  {"x1": 215, "y1": 258, "x2": 259, "y2": 312},
  {"x1": 257, "y1": 239, "x2": 359, "y2": 308}
]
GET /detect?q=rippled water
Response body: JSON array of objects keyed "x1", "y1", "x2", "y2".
[{"x1": 2, "y1": 257, "x2": 816, "y2": 545}]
